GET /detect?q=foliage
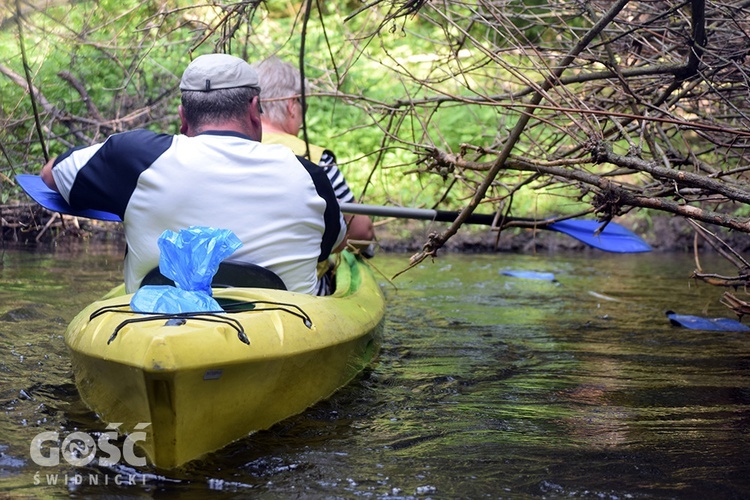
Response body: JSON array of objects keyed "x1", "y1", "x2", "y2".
[
  {"x1": 336, "y1": 0, "x2": 750, "y2": 268},
  {"x1": 2, "y1": 0, "x2": 750, "y2": 275},
  {"x1": 0, "y1": 0, "x2": 570, "y2": 215},
  {"x1": 1, "y1": 0, "x2": 188, "y2": 170}
]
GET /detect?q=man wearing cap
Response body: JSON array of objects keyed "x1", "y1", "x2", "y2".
[
  {"x1": 252, "y1": 57, "x2": 375, "y2": 252},
  {"x1": 41, "y1": 53, "x2": 347, "y2": 295}
]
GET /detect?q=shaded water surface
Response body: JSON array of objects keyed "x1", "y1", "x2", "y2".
[{"x1": 1, "y1": 246, "x2": 749, "y2": 498}]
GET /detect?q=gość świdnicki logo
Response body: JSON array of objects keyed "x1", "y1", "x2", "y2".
[{"x1": 30, "y1": 423, "x2": 149, "y2": 467}]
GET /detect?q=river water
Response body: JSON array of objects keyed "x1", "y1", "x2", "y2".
[{"x1": 1, "y1": 244, "x2": 749, "y2": 498}]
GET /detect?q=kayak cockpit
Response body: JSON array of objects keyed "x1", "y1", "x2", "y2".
[{"x1": 141, "y1": 259, "x2": 288, "y2": 290}]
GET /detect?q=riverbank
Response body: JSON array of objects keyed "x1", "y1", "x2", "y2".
[{"x1": 3, "y1": 201, "x2": 750, "y2": 255}]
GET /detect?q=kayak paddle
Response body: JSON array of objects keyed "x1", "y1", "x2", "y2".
[
  {"x1": 339, "y1": 203, "x2": 651, "y2": 253},
  {"x1": 666, "y1": 310, "x2": 750, "y2": 332},
  {"x1": 16, "y1": 174, "x2": 651, "y2": 253},
  {"x1": 16, "y1": 174, "x2": 122, "y2": 222}
]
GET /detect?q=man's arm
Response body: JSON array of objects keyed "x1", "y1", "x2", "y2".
[
  {"x1": 40, "y1": 157, "x2": 59, "y2": 191},
  {"x1": 296, "y1": 155, "x2": 347, "y2": 260},
  {"x1": 319, "y1": 150, "x2": 375, "y2": 243}
]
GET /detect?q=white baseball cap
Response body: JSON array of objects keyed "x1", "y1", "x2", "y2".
[{"x1": 180, "y1": 54, "x2": 260, "y2": 91}]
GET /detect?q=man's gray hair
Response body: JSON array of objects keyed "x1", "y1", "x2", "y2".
[
  {"x1": 181, "y1": 86, "x2": 261, "y2": 129},
  {"x1": 252, "y1": 57, "x2": 307, "y2": 125}
]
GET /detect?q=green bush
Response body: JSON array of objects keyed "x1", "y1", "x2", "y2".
[{"x1": 1, "y1": 0, "x2": 583, "y2": 218}]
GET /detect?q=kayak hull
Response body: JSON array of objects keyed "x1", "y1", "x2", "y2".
[{"x1": 64, "y1": 252, "x2": 384, "y2": 469}]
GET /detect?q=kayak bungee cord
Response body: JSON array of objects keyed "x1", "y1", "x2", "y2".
[
  {"x1": 106, "y1": 313, "x2": 248, "y2": 345},
  {"x1": 219, "y1": 300, "x2": 313, "y2": 328},
  {"x1": 88, "y1": 301, "x2": 314, "y2": 345}
]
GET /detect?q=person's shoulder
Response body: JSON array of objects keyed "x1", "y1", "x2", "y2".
[
  {"x1": 294, "y1": 155, "x2": 318, "y2": 169},
  {"x1": 110, "y1": 128, "x2": 169, "y2": 140},
  {"x1": 105, "y1": 129, "x2": 173, "y2": 148},
  {"x1": 294, "y1": 155, "x2": 334, "y2": 184},
  {"x1": 100, "y1": 129, "x2": 175, "y2": 164},
  {"x1": 318, "y1": 148, "x2": 337, "y2": 167},
  {"x1": 262, "y1": 132, "x2": 304, "y2": 151},
  {"x1": 262, "y1": 132, "x2": 327, "y2": 164},
  {"x1": 255, "y1": 140, "x2": 301, "y2": 159}
]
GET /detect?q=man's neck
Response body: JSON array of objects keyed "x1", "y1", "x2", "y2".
[
  {"x1": 260, "y1": 120, "x2": 289, "y2": 135},
  {"x1": 191, "y1": 122, "x2": 260, "y2": 142}
]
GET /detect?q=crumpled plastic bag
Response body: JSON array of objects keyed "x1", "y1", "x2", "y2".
[
  {"x1": 130, "y1": 285, "x2": 222, "y2": 313},
  {"x1": 130, "y1": 226, "x2": 242, "y2": 313}
]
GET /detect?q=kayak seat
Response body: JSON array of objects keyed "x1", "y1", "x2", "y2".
[{"x1": 140, "y1": 260, "x2": 287, "y2": 290}]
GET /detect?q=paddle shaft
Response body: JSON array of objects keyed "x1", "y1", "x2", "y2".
[
  {"x1": 340, "y1": 202, "x2": 652, "y2": 253},
  {"x1": 16, "y1": 174, "x2": 650, "y2": 252},
  {"x1": 340, "y1": 203, "x2": 550, "y2": 228},
  {"x1": 17, "y1": 174, "x2": 544, "y2": 227}
]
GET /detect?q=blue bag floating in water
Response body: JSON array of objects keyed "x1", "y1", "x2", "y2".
[
  {"x1": 131, "y1": 226, "x2": 242, "y2": 313},
  {"x1": 666, "y1": 310, "x2": 750, "y2": 332},
  {"x1": 501, "y1": 270, "x2": 556, "y2": 281}
]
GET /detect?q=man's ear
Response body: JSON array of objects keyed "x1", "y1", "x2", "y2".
[
  {"x1": 178, "y1": 105, "x2": 189, "y2": 135},
  {"x1": 286, "y1": 97, "x2": 297, "y2": 118},
  {"x1": 248, "y1": 97, "x2": 263, "y2": 141},
  {"x1": 249, "y1": 97, "x2": 262, "y2": 122}
]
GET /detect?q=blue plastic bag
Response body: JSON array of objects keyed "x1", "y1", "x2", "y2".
[
  {"x1": 156, "y1": 226, "x2": 242, "y2": 294},
  {"x1": 131, "y1": 226, "x2": 242, "y2": 313},
  {"x1": 501, "y1": 270, "x2": 556, "y2": 281},
  {"x1": 130, "y1": 285, "x2": 223, "y2": 313}
]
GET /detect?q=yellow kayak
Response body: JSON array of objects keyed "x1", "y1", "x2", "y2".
[{"x1": 64, "y1": 251, "x2": 385, "y2": 469}]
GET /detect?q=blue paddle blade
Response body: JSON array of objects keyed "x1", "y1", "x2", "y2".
[
  {"x1": 15, "y1": 174, "x2": 122, "y2": 222},
  {"x1": 548, "y1": 219, "x2": 652, "y2": 253},
  {"x1": 666, "y1": 310, "x2": 750, "y2": 332}
]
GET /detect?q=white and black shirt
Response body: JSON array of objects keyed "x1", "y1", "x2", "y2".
[{"x1": 51, "y1": 129, "x2": 346, "y2": 294}]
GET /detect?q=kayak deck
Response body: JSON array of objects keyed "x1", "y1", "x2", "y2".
[{"x1": 64, "y1": 252, "x2": 385, "y2": 469}]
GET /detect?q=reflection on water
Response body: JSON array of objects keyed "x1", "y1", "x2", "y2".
[{"x1": 1, "y1": 245, "x2": 750, "y2": 497}]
